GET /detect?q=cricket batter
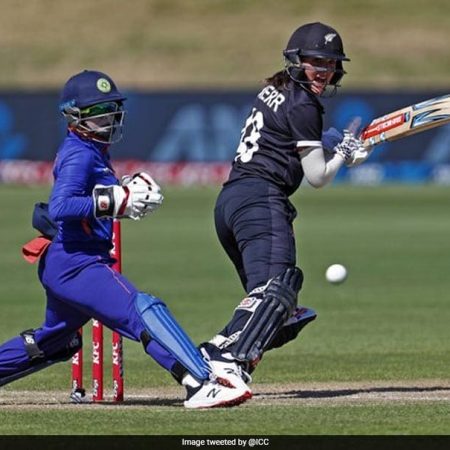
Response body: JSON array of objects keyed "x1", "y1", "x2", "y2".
[
  {"x1": 199, "y1": 23, "x2": 370, "y2": 393},
  {"x1": 0, "y1": 70, "x2": 251, "y2": 408}
]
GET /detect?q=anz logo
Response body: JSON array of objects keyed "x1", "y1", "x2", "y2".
[
  {"x1": 0, "y1": 101, "x2": 27, "y2": 160},
  {"x1": 150, "y1": 104, "x2": 251, "y2": 162}
]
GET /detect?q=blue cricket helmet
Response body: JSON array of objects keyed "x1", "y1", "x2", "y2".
[
  {"x1": 59, "y1": 70, "x2": 127, "y2": 111},
  {"x1": 59, "y1": 70, "x2": 127, "y2": 144}
]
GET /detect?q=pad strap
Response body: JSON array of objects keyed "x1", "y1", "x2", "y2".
[
  {"x1": 0, "y1": 331, "x2": 82, "y2": 388},
  {"x1": 231, "y1": 267, "x2": 303, "y2": 362},
  {"x1": 20, "y1": 329, "x2": 45, "y2": 364}
]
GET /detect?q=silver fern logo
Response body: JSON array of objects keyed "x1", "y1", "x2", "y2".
[{"x1": 324, "y1": 33, "x2": 337, "y2": 44}]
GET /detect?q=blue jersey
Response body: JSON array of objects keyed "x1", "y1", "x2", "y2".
[
  {"x1": 227, "y1": 81, "x2": 324, "y2": 196},
  {"x1": 48, "y1": 131, "x2": 118, "y2": 246}
]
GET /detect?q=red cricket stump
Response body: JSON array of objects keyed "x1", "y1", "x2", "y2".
[
  {"x1": 111, "y1": 219, "x2": 124, "y2": 402},
  {"x1": 71, "y1": 328, "x2": 83, "y2": 392},
  {"x1": 112, "y1": 331, "x2": 124, "y2": 402},
  {"x1": 71, "y1": 219, "x2": 124, "y2": 402},
  {"x1": 92, "y1": 319, "x2": 104, "y2": 402}
]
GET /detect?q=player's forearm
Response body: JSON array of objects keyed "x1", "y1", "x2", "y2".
[
  {"x1": 49, "y1": 195, "x2": 93, "y2": 221},
  {"x1": 300, "y1": 145, "x2": 344, "y2": 188}
]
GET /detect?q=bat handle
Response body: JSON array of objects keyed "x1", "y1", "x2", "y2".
[{"x1": 346, "y1": 116, "x2": 362, "y2": 135}]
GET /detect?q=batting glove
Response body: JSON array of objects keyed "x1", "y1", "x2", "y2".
[
  {"x1": 322, "y1": 127, "x2": 343, "y2": 153},
  {"x1": 333, "y1": 130, "x2": 368, "y2": 166},
  {"x1": 346, "y1": 146, "x2": 372, "y2": 167}
]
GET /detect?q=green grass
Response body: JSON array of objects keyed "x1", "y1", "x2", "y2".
[
  {"x1": 1, "y1": 184, "x2": 450, "y2": 434},
  {"x1": 0, "y1": 0, "x2": 448, "y2": 89},
  {"x1": 1, "y1": 403, "x2": 450, "y2": 435}
]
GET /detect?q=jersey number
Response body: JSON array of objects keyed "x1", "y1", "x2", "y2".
[{"x1": 235, "y1": 108, "x2": 264, "y2": 163}]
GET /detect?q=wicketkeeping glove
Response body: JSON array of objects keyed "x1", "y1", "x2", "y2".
[
  {"x1": 92, "y1": 172, "x2": 163, "y2": 220},
  {"x1": 121, "y1": 172, "x2": 164, "y2": 215}
]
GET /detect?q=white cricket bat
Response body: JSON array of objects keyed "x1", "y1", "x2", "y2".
[{"x1": 359, "y1": 93, "x2": 450, "y2": 148}]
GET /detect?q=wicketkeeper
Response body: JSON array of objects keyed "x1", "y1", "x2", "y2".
[{"x1": 0, "y1": 70, "x2": 251, "y2": 408}]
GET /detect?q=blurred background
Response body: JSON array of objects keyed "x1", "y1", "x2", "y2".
[
  {"x1": 0, "y1": 0, "x2": 448, "y2": 184},
  {"x1": 1, "y1": 1, "x2": 450, "y2": 423}
]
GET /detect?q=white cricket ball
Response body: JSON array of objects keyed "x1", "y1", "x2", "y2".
[{"x1": 325, "y1": 264, "x2": 348, "y2": 284}]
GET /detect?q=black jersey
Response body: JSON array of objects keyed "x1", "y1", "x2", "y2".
[{"x1": 227, "y1": 81, "x2": 324, "y2": 196}]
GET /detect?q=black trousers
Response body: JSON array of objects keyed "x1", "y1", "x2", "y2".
[{"x1": 214, "y1": 178, "x2": 298, "y2": 294}]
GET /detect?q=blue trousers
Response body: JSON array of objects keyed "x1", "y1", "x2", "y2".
[{"x1": 0, "y1": 242, "x2": 177, "y2": 379}]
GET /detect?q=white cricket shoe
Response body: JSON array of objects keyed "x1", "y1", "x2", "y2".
[
  {"x1": 207, "y1": 355, "x2": 253, "y2": 391},
  {"x1": 200, "y1": 343, "x2": 253, "y2": 391},
  {"x1": 183, "y1": 376, "x2": 251, "y2": 409}
]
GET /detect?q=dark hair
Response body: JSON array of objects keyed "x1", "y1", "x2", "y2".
[{"x1": 264, "y1": 70, "x2": 291, "y2": 90}]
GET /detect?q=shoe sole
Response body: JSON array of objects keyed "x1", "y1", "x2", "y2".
[{"x1": 184, "y1": 390, "x2": 252, "y2": 409}]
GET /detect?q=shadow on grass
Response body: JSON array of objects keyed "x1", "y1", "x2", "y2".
[
  {"x1": 99, "y1": 397, "x2": 181, "y2": 407},
  {"x1": 255, "y1": 385, "x2": 450, "y2": 400},
  {"x1": 3, "y1": 385, "x2": 450, "y2": 408}
]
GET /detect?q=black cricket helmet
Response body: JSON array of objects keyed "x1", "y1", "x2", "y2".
[
  {"x1": 283, "y1": 22, "x2": 350, "y2": 92},
  {"x1": 59, "y1": 70, "x2": 127, "y2": 144}
]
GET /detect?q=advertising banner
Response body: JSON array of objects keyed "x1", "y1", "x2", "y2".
[{"x1": 0, "y1": 90, "x2": 448, "y2": 184}]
